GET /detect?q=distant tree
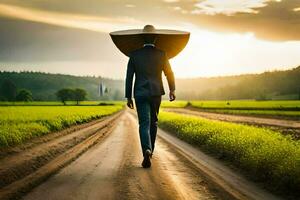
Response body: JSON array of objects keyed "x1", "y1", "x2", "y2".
[
  {"x1": 0, "y1": 79, "x2": 17, "y2": 101},
  {"x1": 255, "y1": 90, "x2": 268, "y2": 101},
  {"x1": 56, "y1": 88, "x2": 74, "y2": 105},
  {"x1": 74, "y1": 88, "x2": 87, "y2": 105},
  {"x1": 16, "y1": 89, "x2": 33, "y2": 102}
]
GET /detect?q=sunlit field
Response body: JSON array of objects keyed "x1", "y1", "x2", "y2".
[
  {"x1": 191, "y1": 100, "x2": 300, "y2": 119},
  {"x1": 0, "y1": 101, "x2": 125, "y2": 106},
  {"x1": 160, "y1": 100, "x2": 188, "y2": 108},
  {"x1": 158, "y1": 111, "x2": 300, "y2": 194},
  {"x1": 191, "y1": 100, "x2": 300, "y2": 110},
  {"x1": 197, "y1": 109, "x2": 300, "y2": 118},
  {"x1": 0, "y1": 105, "x2": 123, "y2": 147},
  {"x1": 161, "y1": 100, "x2": 300, "y2": 118},
  {"x1": 161, "y1": 100, "x2": 300, "y2": 109}
]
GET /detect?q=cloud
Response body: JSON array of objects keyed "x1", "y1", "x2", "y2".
[
  {"x1": 193, "y1": 0, "x2": 271, "y2": 16},
  {"x1": 168, "y1": 0, "x2": 300, "y2": 40},
  {"x1": 0, "y1": 18, "x2": 128, "y2": 78},
  {"x1": 163, "y1": 0, "x2": 180, "y2": 2},
  {"x1": 1, "y1": 0, "x2": 299, "y2": 42},
  {"x1": 4, "y1": 0, "x2": 298, "y2": 41},
  {"x1": 0, "y1": 3, "x2": 142, "y2": 33},
  {"x1": 0, "y1": 0, "x2": 299, "y2": 78},
  {"x1": 0, "y1": 19, "x2": 118, "y2": 62},
  {"x1": 125, "y1": 4, "x2": 136, "y2": 8}
]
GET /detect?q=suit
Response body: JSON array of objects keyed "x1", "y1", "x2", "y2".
[
  {"x1": 125, "y1": 45, "x2": 175, "y2": 99},
  {"x1": 125, "y1": 45, "x2": 175, "y2": 155}
]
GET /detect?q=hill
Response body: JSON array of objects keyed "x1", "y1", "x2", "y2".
[
  {"x1": 0, "y1": 66, "x2": 299, "y2": 101},
  {"x1": 175, "y1": 66, "x2": 300, "y2": 100},
  {"x1": 0, "y1": 71, "x2": 124, "y2": 101}
]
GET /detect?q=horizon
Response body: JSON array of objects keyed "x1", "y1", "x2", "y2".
[
  {"x1": 0, "y1": 1, "x2": 299, "y2": 78},
  {"x1": 1, "y1": 64, "x2": 299, "y2": 80}
]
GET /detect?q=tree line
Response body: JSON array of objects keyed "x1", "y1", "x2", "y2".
[
  {"x1": 175, "y1": 66, "x2": 300, "y2": 100},
  {"x1": 197, "y1": 66, "x2": 300, "y2": 100},
  {"x1": 0, "y1": 71, "x2": 124, "y2": 101},
  {"x1": 0, "y1": 78, "x2": 88, "y2": 104},
  {"x1": 1, "y1": 66, "x2": 299, "y2": 101}
]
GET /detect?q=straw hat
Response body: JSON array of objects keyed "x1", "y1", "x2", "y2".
[{"x1": 109, "y1": 25, "x2": 190, "y2": 59}]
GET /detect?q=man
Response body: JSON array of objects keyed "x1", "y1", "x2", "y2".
[
  {"x1": 125, "y1": 34, "x2": 176, "y2": 168},
  {"x1": 109, "y1": 24, "x2": 189, "y2": 168}
]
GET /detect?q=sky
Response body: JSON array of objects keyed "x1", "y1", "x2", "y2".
[{"x1": 0, "y1": 0, "x2": 299, "y2": 79}]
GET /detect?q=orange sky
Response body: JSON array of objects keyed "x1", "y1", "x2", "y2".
[{"x1": 0, "y1": 0, "x2": 299, "y2": 78}]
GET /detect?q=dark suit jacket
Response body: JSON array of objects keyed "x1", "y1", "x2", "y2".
[{"x1": 125, "y1": 45, "x2": 175, "y2": 99}]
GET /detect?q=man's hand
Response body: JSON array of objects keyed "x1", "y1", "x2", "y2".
[
  {"x1": 169, "y1": 91, "x2": 176, "y2": 102},
  {"x1": 127, "y1": 98, "x2": 134, "y2": 109}
]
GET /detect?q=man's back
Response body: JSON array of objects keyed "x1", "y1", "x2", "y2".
[
  {"x1": 125, "y1": 45, "x2": 175, "y2": 98},
  {"x1": 110, "y1": 25, "x2": 183, "y2": 168}
]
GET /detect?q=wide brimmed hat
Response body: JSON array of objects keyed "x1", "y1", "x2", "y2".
[{"x1": 109, "y1": 25, "x2": 190, "y2": 59}]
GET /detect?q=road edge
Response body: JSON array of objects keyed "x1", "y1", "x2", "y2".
[
  {"x1": 157, "y1": 128, "x2": 282, "y2": 200},
  {"x1": 0, "y1": 110, "x2": 124, "y2": 200}
]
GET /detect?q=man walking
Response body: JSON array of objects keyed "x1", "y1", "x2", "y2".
[
  {"x1": 125, "y1": 28, "x2": 176, "y2": 168},
  {"x1": 110, "y1": 25, "x2": 189, "y2": 168}
]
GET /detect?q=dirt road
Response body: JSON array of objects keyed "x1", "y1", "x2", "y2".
[{"x1": 22, "y1": 111, "x2": 280, "y2": 200}]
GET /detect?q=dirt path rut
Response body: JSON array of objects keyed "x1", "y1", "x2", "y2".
[
  {"x1": 23, "y1": 112, "x2": 222, "y2": 200},
  {"x1": 23, "y1": 111, "x2": 281, "y2": 200}
]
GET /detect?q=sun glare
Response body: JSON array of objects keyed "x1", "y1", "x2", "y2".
[
  {"x1": 170, "y1": 24, "x2": 300, "y2": 78},
  {"x1": 192, "y1": 0, "x2": 281, "y2": 15}
]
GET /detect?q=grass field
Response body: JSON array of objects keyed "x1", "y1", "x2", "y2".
[
  {"x1": 197, "y1": 109, "x2": 300, "y2": 118},
  {"x1": 190, "y1": 101, "x2": 300, "y2": 119},
  {"x1": 190, "y1": 100, "x2": 300, "y2": 110},
  {"x1": 0, "y1": 105, "x2": 123, "y2": 147},
  {"x1": 160, "y1": 100, "x2": 188, "y2": 108},
  {"x1": 158, "y1": 112, "x2": 300, "y2": 194},
  {"x1": 160, "y1": 100, "x2": 300, "y2": 118},
  {"x1": 0, "y1": 101, "x2": 125, "y2": 106}
]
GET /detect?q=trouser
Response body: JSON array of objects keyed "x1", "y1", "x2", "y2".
[{"x1": 135, "y1": 96, "x2": 161, "y2": 157}]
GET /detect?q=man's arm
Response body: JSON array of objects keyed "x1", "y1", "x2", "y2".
[
  {"x1": 162, "y1": 53, "x2": 176, "y2": 101},
  {"x1": 125, "y1": 56, "x2": 135, "y2": 108}
]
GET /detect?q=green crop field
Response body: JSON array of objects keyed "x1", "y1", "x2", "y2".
[
  {"x1": 161, "y1": 100, "x2": 188, "y2": 108},
  {"x1": 0, "y1": 105, "x2": 123, "y2": 147},
  {"x1": 197, "y1": 109, "x2": 300, "y2": 119},
  {"x1": 0, "y1": 101, "x2": 125, "y2": 106},
  {"x1": 191, "y1": 100, "x2": 300, "y2": 110},
  {"x1": 160, "y1": 100, "x2": 300, "y2": 118},
  {"x1": 190, "y1": 100, "x2": 300, "y2": 119},
  {"x1": 158, "y1": 112, "x2": 300, "y2": 194}
]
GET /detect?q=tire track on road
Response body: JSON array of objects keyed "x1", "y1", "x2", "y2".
[{"x1": 23, "y1": 112, "x2": 222, "y2": 200}]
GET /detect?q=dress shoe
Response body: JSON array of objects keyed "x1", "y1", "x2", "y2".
[{"x1": 142, "y1": 149, "x2": 152, "y2": 168}]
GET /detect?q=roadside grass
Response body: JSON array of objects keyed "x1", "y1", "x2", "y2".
[
  {"x1": 190, "y1": 100, "x2": 300, "y2": 110},
  {"x1": 161, "y1": 100, "x2": 188, "y2": 108},
  {"x1": 196, "y1": 109, "x2": 300, "y2": 119},
  {"x1": 0, "y1": 105, "x2": 123, "y2": 147},
  {"x1": 158, "y1": 111, "x2": 300, "y2": 195},
  {"x1": 161, "y1": 100, "x2": 300, "y2": 118}
]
